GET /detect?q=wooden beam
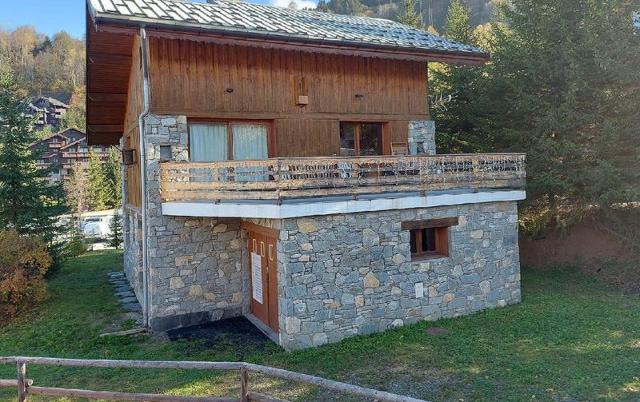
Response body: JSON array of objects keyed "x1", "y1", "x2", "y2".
[
  {"x1": 401, "y1": 217, "x2": 459, "y2": 231},
  {"x1": 28, "y1": 386, "x2": 236, "y2": 402},
  {"x1": 88, "y1": 124, "x2": 124, "y2": 133},
  {"x1": 88, "y1": 93, "x2": 128, "y2": 103}
]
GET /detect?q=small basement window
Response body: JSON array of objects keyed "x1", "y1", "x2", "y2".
[{"x1": 402, "y1": 217, "x2": 458, "y2": 260}]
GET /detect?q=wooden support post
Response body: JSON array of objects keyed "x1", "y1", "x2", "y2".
[
  {"x1": 16, "y1": 361, "x2": 27, "y2": 402},
  {"x1": 240, "y1": 368, "x2": 249, "y2": 402}
]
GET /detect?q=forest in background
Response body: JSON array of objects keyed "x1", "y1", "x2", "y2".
[{"x1": 0, "y1": 26, "x2": 86, "y2": 134}]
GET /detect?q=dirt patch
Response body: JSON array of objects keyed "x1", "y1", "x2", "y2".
[
  {"x1": 166, "y1": 317, "x2": 275, "y2": 357},
  {"x1": 520, "y1": 217, "x2": 640, "y2": 292}
]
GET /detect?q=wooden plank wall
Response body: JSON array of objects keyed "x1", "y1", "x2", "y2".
[
  {"x1": 147, "y1": 37, "x2": 428, "y2": 157},
  {"x1": 123, "y1": 35, "x2": 143, "y2": 208}
]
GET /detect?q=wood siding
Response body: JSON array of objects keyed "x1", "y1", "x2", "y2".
[
  {"x1": 147, "y1": 38, "x2": 428, "y2": 157},
  {"x1": 123, "y1": 35, "x2": 143, "y2": 209}
]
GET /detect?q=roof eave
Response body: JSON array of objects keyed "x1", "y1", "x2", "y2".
[{"x1": 91, "y1": 13, "x2": 490, "y2": 65}]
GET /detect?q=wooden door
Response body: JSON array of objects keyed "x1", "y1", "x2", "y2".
[{"x1": 246, "y1": 228, "x2": 279, "y2": 333}]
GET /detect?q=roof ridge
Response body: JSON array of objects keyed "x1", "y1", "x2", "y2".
[{"x1": 88, "y1": 0, "x2": 488, "y2": 59}]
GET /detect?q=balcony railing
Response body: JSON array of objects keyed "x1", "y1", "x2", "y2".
[{"x1": 160, "y1": 154, "x2": 526, "y2": 202}]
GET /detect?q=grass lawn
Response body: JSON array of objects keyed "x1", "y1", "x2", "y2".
[{"x1": 1, "y1": 250, "x2": 639, "y2": 401}]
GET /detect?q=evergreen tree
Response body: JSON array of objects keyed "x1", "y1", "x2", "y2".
[
  {"x1": 429, "y1": 0, "x2": 487, "y2": 153},
  {"x1": 397, "y1": 0, "x2": 423, "y2": 29},
  {"x1": 0, "y1": 66, "x2": 66, "y2": 243},
  {"x1": 316, "y1": 0, "x2": 330, "y2": 12},
  {"x1": 327, "y1": 0, "x2": 363, "y2": 16},
  {"x1": 108, "y1": 213, "x2": 122, "y2": 249},
  {"x1": 87, "y1": 151, "x2": 109, "y2": 211},
  {"x1": 432, "y1": 0, "x2": 640, "y2": 230},
  {"x1": 103, "y1": 146, "x2": 122, "y2": 209}
]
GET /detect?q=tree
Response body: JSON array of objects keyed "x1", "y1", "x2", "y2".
[
  {"x1": 87, "y1": 151, "x2": 109, "y2": 211},
  {"x1": 429, "y1": 0, "x2": 488, "y2": 153},
  {"x1": 432, "y1": 0, "x2": 640, "y2": 230},
  {"x1": 64, "y1": 161, "x2": 90, "y2": 228},
  {"x1": 59, "y1": 86, "x2": 86, "y2": 132},
  {"x1": 108, "y1": 213, "x2": 122, "y2": 249},
  {"x1": 397, "y1": 0, "x2": 423, "y2": 29},
  {"x1": 103, "y1": 146, "x2": 122, "y2": 209},
  {"x1": 327, "y1": 0, "x2": 363, "y2": 16},
  {"x1": 0, "y1": 67, "x2": 67, "y2": 243}
]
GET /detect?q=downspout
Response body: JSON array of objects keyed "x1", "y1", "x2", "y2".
[{"x1": 138, "y1": 26, "x2": 151, "y2": 328}]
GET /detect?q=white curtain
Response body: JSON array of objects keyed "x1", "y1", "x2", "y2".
[
  {"x1": 189, "y1": 123, "x2": 227, "y2": 162},
  {"x1": 232, "y1": 124, "x2": 268, "y2": 160},
  {"x1": 232, "y1": 124, "x2": 268, "y2": 181}
]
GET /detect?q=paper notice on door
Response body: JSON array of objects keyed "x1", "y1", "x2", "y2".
[{"x1": 251, "y1": 252, "x2": 263, "y2": 304}]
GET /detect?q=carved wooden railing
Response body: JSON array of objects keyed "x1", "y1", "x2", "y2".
[{"x1": 160, "y1": 154, "x2": 526, "y2": 202}]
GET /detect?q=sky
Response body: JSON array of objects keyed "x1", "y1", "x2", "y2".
[{"x1": 0, "y1": 0, "x2": 317, "y2": 39}]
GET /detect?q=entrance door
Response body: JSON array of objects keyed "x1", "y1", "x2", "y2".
[{"x1": 246, "y1": 227, "x2": 279, "y2": 333}]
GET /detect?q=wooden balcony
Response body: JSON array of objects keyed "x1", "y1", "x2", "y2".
[{"x1": 160, "y1": 154, "x2": 526, "y2": 202}]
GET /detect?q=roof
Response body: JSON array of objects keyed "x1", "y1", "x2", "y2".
[
  {"x1": 29, "y1": 128, "x2": 86, "y2": 148},
  {"x1": 87, "y1": 0, "x2": 488, "y2": 60},
  {"x1": 33, "y1": 96, "x2": 69, "y2": 109}
]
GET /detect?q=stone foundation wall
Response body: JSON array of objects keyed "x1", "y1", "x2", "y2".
[
  {"x1": 123, "y1": 205, "x2": 144, "y2": 299},
  {"x1": 136, "y1": 114, "x2": 247, "y2": 331},
  {"x1": 277, "y1": 201, "x2": 521, "y2": 350}
]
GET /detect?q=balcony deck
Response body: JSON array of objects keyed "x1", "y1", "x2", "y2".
[{"x1": 160, "y1": 154, "x2": 526, "y2": 204}]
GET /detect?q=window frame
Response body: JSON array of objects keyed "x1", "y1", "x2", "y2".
[
  {"x1": 402, "y1": 217, "x2": 458, "y2": 260},
  {"x1": 339, "y1": 122, "x2": 388, "y2": 157},
  {"x1": 187, "y1": 119, "x2": 276, "y2": 161}
]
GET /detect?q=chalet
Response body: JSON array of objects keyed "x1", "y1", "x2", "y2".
[
  {"x1": 30, "y1": 128, "x2": 110, "y2": 183},
  {"x1": 86, "y1": 0, "x2": 526, "y2": 350},
  {"x1": 26, "y1": 96, "x2": 70, "y2": 131}
]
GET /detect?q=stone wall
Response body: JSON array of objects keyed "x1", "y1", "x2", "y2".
[
  {"x1": 276, "y1": 201, "x2": 521, "y2": 350},
  {"x1": 123, "y1": 205, "x2": 144, "y2": 299},
  {"x1": 408, "y1": 120, "x2": 436, "y2": 155},
  {"x1": 138, "y1": 114, "x2": 248, "y2": 331}
]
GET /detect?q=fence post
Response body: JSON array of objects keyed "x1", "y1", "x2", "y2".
[
  {"x1": 240, "y1": 367, "x2": 249, "y2": 402},
  {"x1": 16, "y1": 361, "x2": 27, "y2": 402}
]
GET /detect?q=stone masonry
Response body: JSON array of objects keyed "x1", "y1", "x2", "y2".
[
  {"x1": 123, "y1": 114, "x2": 248, "y2": 331},
  {"x1": 408, "y1": 120, "x2": 436, "y2": 155},
  {"x1": 122, "y1": 114, "x2": 522, "y2": 349},
  {"x1": 275, "y1": 201, "x2": 521, "y2": 350}
]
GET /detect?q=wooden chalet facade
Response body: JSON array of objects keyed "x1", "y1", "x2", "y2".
[
  {"x1": 87, "y1": 0, "x2": 526, "y2": 350},
  {"x1": 26, "y1": 96, "x2": 70, "y2": 131},
  {"x1": 30, "y1": 128, "x2": 110, "y2": 184}
]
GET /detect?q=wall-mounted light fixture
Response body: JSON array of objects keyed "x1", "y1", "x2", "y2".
[
  {"x1": 225, "y1": 88, "x2": 234, "y2": 93},
  {"x1": 355, "y1": 93, "x2": 365, "y2": 99}
]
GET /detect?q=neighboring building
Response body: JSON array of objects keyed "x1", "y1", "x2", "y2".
[
  {"x1": 26, "y1": 96, "x2": 70, "y2": 131},
  {"x1": 86, "y1": 0, "x2": 526, "y2": 350},
  {"x1": 30, "y1": 128, "x2": 110, "y2": 183}
]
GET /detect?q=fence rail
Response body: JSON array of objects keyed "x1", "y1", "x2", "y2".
[
  {"x1": 0, "y1": 356, "x2": 427, "y2": 402},
  {"x1": 160, "y1": 153, "x2": 526, "y2": 202}
]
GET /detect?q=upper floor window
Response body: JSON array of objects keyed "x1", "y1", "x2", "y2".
[
  {"x1": 189, "y1": 121, "x2": 271, "y2": 162},
  {"x1": 339, "y1": 122, "x2": 384, "y2": 156}
]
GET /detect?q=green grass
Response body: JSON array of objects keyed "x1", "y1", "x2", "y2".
[{"x1": 1, "y1": 250, "x2": 639, "y2": 401}]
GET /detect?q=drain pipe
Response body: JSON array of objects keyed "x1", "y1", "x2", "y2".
[{"x1": 138, "y1": 26, "x2": 151, "y2": 328}]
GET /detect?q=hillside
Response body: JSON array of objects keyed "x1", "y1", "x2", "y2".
[{"x1": 327, "y1": 0, "x2": 498, "y2": 31}]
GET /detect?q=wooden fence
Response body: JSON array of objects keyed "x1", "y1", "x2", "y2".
[
  {"x1": 0, "y1": 356, "x2": 427, "y2": 402},
  {"x1": 160, "y1": 153, "x2": 526, "y2": 202}
]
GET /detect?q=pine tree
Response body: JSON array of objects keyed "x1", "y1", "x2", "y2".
[
  {"x1": 103, "y1": 146, "x2": 122, "y2": 209},
  {"x1": 108, "y1": 213, "x2": 122, "y2": 249},
  {"x1": 429, "y1": 0, "x2": 487, "y2": 153},
  {"x1": 398, "y1": 0, "x2": 423, "y2": 29},
  {"x1": 0, "y1": 66, "x2": 67, "y2": 243},
  {"x1": 87, "y1": 151, "x2": 109, "y2": 211}
]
